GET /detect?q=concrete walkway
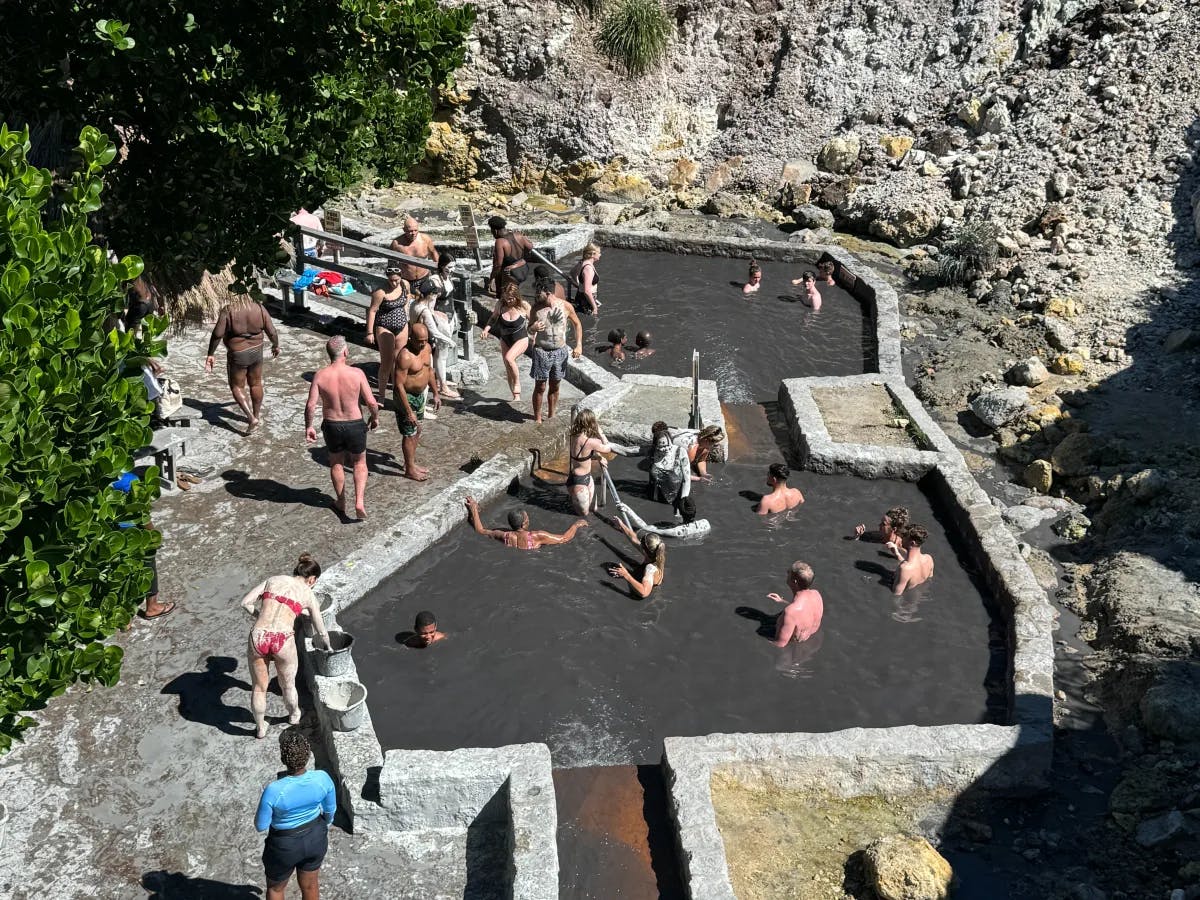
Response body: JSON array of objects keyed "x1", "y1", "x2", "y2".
[{"x1": 0, "y1": 312, "x2": 580, "y2": 899}]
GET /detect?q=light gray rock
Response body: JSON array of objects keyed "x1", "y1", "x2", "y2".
[
  {"x1": 982, "y1": 101, "x2": 1011, "y2": 134},
  {"x1": 818, "y1": 133, "x2": 861, "y2": 174},
  {"x1": 1045, "y1": 317, "x2": 1077, "y2": 350},
  {"x1": 1002, "y1": 504, "x2": 1054, "y2": 533},
  {"x1": 1086, "y1": 553, "x2": 1200, "y2": 656},
  {"x1": 588, "y1": 201, "x2": 626, "y2": 226},
  {"x1": 1139, "y1": 662, "x2": 1200, "y2": 742},
  {"x1": 971, "y1": 386, "x2": 1031, "y2": 430},
  {"x1": 1135, "y1": 810, "x2": 1186, "y2": 848},
  {"x1": 1007, "y1": 357, "x2": 1049, "y2": 387},
  {"x1": 792, "y1": 204, "x2": 835, "y2": 229}
]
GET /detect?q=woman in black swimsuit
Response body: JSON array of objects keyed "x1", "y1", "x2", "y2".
[
  {"x1": 487, "y1": 215, "x2": 533, "y2": 294},
  {"x1": 567, "y1": 409, "x2": 635, "y2": 515},
  {"x1": 366, "y1": 266, "x2": 410, "y2": 405},
  {"x1": 569, "y1": 243, "x2": 601, "y2": 314},
  {"x1": 481, "y1": 280, "x2": 531, "y2": 402}
]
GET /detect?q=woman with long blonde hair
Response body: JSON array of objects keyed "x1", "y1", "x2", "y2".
[
  {"x1": 607, "y1": 531, "x2": 666, "y2": 599},
  {"x1": 567, "y1": 408, "x2": 634, "y2": 515},
  {"x1": 481, "y1": 279, "x2": 531, "y2": 402},
  {"x1": 568, "y1": 243, "x2": 602, "y2": 314}
]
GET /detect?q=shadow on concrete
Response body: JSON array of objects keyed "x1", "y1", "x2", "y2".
[
  {"x1": 220, "y1": 469, "x2": 333, "y2": 509},
  {"x1": 141, "y1": 870, "x2": 262, "y2": 899},
  {"x1": 458, "y1": 388, "x2": 529, "y2": 423},
  {"x1": 160, "y1": 657, "x2": 259, "y2": 738},
  {"x1": 185, "y1": 396, "x2": 249, "y2": 435}
]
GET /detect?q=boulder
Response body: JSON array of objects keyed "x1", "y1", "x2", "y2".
[
  {"x1": 956, "y1": 97, "x2": 984, "y2": 129},
  {"x1": 588, "y1": 202, "x2": 626, "y2": 226},
  {"x1": 1050, "y1": 353, "x2": 1086, "y2": 375},
  {"x1": 1139, "y1": 661, "x2": 1200, "y2": 742},
  {"x1": 838, "y1": 171, "x2": 946, "y2": 247},
  {"x1": 586, "y1": 168, "x2": 654, "y2": 203},
  {"x1": 1086, "y1": 552, "x2": 1200, "y2": 657},
  {"x1": 1135, "y1": 811, "x2": 1187, "y2": 848},
  {"x1": 1045, "y1": 317, "x2": 1077, "y2": 350},
  {"x1": 702, "y1": 191, "x2": 756, "y2": 218},
  {"x1": 880, "y1": 135, "x2": 914, "y2": 158},
  {"x1": 863, "y1": 834, "x2": 954, "y2": 900},
  {"x1": 1007, "y1": 357, "x2": 1049, "y2": 387},
  {"x1": 1050, "y1": 432, "x2": 1095, "y2": 476},
  {"x1": 1002, "y1": 504, "x2": 1053, "y2": 533},
  {"x1": 1163, "y1": 327, "x2": 1200, "y2": 353},
  {"x1": 981, "y1": 101, "x2": 1011, "y2": 134},
  {"x1": 970, "y1": 386, "x2": 1030, "y2": 430},
  {"x1": 778, "y1": 158, "x2": 817, "y2": 187},
  {"x1": 667, "y1": 157, "x2": 700, "y2": 191},
  {"x1": 818, "y1": 133, "x2": 861, "y2": 174},
  {"x1": 792, "y1": 204, "x2": 835, "y2": 229},
  {"x1": 1024, "y1": 459, "x2": 1054, "y2": 493}
]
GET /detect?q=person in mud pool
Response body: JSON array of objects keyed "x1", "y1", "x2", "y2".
[
  {"x1": 770, "y1": 561, "x2": 823, "y2": 647},
  {"x1": 892, "y1": 524, "x2": 935, "y2": 594},
  {"x1": 464, "y1": 495, "x2": 589, "y2": 549},
  {"x1": 742, "y1": 260, "x2": 762, "y2": 296},
  {"x1": 403, "y1": 610, "x2": 446, "y2": 648},
  {"x1": 632, "y1": 330, "x2": 655, "y2": 359},
  {"x1": 852, "y1": 506, "x2": 911, "y2": 559},
  {"x1": 756, "y1": 462, "x2": 805, "y2": 515},
  {"x1": 791, "y1": 270, "x2": 822, "y2": 309}
]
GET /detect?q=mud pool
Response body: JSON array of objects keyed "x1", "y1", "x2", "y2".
[
  {"x1": 339, "y1": 456, "x2": 1005, "y2": 767},
  {"x1": 564, "y1": 248, "x2": 873, "y2": 402}
]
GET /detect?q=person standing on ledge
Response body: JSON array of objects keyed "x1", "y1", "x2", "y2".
[
  {"x1": 464, "y1": 495, "x2": 589, "y2": 549},
  {"x1": 305, "y1": 336, "x2": 379, "y2": 520},
  {"x1": 756, "y1": 462, "x2": 805, "y2": 515},
  {"x1": 389, "y1": 215, "x2": 438, "y2": 288},
  {"x1": 529, "y1": 275, "x2": 583, "y2": 423},
  {"x1": 393, "y1": 322, "x2": 440, "y2": 482},
  {"x1": 892, "y1": 525, "x2": 935, "y2": 594},
  {"x1": 403, "y1": 610, "x2": 446, "y2": 648},
  {"x1": 487, "y1": 215, "x2": 534, "y2": 293},
  {"x1": 255, "y1": 728, "x2": 336, "y2": 900},
  {"x1": 770, "y1": 561, "x2": 823, "y2": 647}
]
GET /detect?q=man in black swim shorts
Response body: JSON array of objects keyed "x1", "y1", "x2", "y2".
[{"x1": 305, "y1": 336, "x2": 379, "y2": 520}]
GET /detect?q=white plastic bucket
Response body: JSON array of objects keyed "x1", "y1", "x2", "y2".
[{"x1": 325, "y1": 681, "x2": 367, "y2": 732}]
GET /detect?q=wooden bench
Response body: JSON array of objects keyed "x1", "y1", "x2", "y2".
[
  {"x1": 275, "y1": 271, "x2": 374, "y2": 319},
  {"x1": 136, "y1": 428, "x2": 188, "y2": 490}
]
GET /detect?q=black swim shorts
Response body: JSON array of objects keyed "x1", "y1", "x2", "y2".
[
  {"x1": 263, "y1": 817, "x2": 328, "y2": 884},
  {"x1": 321, "y1": 419, "x2": 368, "y2": 455}
]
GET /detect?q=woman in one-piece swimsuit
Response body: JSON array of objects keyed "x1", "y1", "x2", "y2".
[
  {"x1": 481, "y1": 280, "x2": 531, "y2": 403},
  {"x1": 366, "y1": 267, "x2": 411, "y2": 404}
]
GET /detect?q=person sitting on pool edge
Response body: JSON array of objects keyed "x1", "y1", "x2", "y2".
[
  {"x1": 632, "y1": 330, "x2": 655, "y2": 359},
  {"x1": 402, "y1": 610, "x2": 445, "y2": 648},
  {"x1": 892, "y1": 524, "x2": 935, "y2": 594},
  {"x1": 756, "y1": 462, "x2": 804, "y2": 515},
  {"x1": 742, "y1": 260, "x2": 762, "y2": 296},
  {"x1": 607, "y1": 531, "x2": 666, "y2": 600},
  {"x1": 613, "y1": 495, "x2": 710, "y2": 539},
  {"x1": 606, "y1": 328, "x2": 627, "y2": 363},
  {"x1": 464, "y1": 495, "x2": 589, "y2": 550},
  {"x1": 770, "y1": 561, "x2": 823, "y2": 647},
  {"x1": 852, "y1": 506, "x2": 910, "y2": 560}
]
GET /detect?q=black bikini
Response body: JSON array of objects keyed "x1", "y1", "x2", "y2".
[
  {"x1": 495, "y1": 313, "x2": 528, "y2": 343},
  {"x1": 567, "y1": 443, "x2": 596, "y2": 488}
]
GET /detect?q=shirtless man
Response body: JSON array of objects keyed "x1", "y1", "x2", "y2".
[
  {"x1": 403, "y1": 610, "x2": 445, "y2": 648},
  {"x1": 464, "y1": 496, "x2": 588, "y2": 549},
  {"x1": 390, "y1": 215, "x2": 439, "y2": 287},
  {"x1": 756, "y1": 462, "x2": 805, "y2": 515},
  {"x1": 893, "y1": 525, "x2": 935, "y2": 594},
  {"x1": 305, "y1": 336, "x2": 379, "y2": 520},
  {"x1": 853, "y1": 506, "x2": 910, "y2": 560},
  {"x1": 770, "y1": 561, "x2": 824, "y2": 647},
  {"x1": 393, "y1": 322, "x2": 440, "y2": 481}
]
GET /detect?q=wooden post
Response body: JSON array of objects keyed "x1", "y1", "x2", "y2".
[
  {"x1": 690, "y1": 350, "x2": 702, "y2": 430},
  {"x1": 460, "y1": 204, "x2": 483, "y2": 270}
]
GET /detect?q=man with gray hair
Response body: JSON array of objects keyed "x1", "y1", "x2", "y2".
[{"x1": 305, "y1": 335, "x2": 379, "y2": 520}]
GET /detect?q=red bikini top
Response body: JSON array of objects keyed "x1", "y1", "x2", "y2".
[{"x1": 262, "y1": 590, "x2": 304, "y2": 616}]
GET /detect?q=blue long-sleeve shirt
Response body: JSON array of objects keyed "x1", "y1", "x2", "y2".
[{"x1": 255, "y1": 769, "x2": 337, "y2": 832}]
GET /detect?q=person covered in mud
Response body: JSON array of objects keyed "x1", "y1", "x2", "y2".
[
  {"x1": 674, "y1": 425, "x2": 725, "y2": 481},
  {"x1": 613, "y1": 495, "x2": 710, "y2": 539},
  {"x1": 632, "y1": 330, "x2": 655, "y2": 359},
  {"x1": 402, "y1": 610, "x2": 446, "y2": 648},
  {"x1": 791, "y1": 270, "x2": 822, "y2": 309},
  {"x1": 393, "y1": 322, "x2": 440, "y2": 481},
  {"x1": 464, "y1": 495, "x2": 589, "y2": 550},
  {"x1": 852, "y1": 506, "x2": 910, "y2": 559},
  {"x1": 604, "y1": 328, "x2": 627, "y2": 363},
  {"x1": 607, "y1": 532, "x2": 666, "y2": 600},
  {"x1": 648, "y1": 421, "x2": 692, "y2": 513},
  {"x1": 756, "y1": 462, "x2": 804, "y2": 515},
  {"x1": 770, "y1": 561, "x2": 823, "y2": 647},
  {"x1": 742, "y1": 259, "x2": 762, "y2": 296},
  {"x1": 892, "y1": 524, "x2": 935, "y2": 594}
]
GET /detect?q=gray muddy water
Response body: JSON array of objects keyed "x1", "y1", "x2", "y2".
[
  {"x1": 564, "y1": 248, "x2": 873, "y2": 402},
  {"x1": 340, "y1": 456, "x2": 1005, "y2": 767}
]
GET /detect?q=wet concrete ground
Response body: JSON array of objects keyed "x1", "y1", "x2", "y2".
[
  {"x1": 0, "y1": 310, "x2": 579, "y2": 899},
  {"x1": 572, "y1": 248, "x2": 872, "y2": 402}
]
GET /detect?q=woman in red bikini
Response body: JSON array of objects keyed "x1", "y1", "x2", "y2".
[{"x1": 240, "y1": 554, "x2": 331, "y2": 739}]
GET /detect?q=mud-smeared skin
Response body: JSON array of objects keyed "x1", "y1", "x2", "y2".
[
  {"x1": 341, "y1": 456, "x2": 1005, "y2": 766},
  {"x1": 570, "y1": 248, "x2": 870, "y2": 402}
]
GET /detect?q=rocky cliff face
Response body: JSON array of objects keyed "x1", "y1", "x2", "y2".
[{"x1": 430, "y1": 0, "x2": 1090, "y2": 197}]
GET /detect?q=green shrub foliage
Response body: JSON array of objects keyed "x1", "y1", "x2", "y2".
[
  {"x1": 0, "y1": 0, "x2": 474, "y2": 284},
  {"x1": 0, "y1": 124, "x2": 163, "y2": 752},
  {"x1": 598, "y1": 0, "x2": 672, "y2": 76}
]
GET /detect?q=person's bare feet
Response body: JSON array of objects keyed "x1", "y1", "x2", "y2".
[
  {"x1": 288, "y1": 711, "x2": 301, "y2": 726},
  {"x1": 256, "y1": 722, "x2": 268, "y2": 739},
  {"x1": 332, "y1": 495, "x2": 346, "y2": 517},
  {"x1": 403, "y1": 466, "x2": 429, "y2": 481},
  {"x1": 355, "y1": 506, "x2": 367, "y2": 520}
]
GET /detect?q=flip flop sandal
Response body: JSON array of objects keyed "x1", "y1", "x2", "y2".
[
  {"x1": 176, "y1": 476, "x2": 192, "y2": 491},
  {"x1": 179, "y1": 472, "x2": 203, "y2": 484},
  {"x1": 140, "y1": 602, "x2": 177, "y2": 620}
]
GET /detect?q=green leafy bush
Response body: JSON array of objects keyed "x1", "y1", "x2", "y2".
[
  {"x1": 0, "y1": 1, "x2": 474, "y2": 308},
  {"x1": 0, "y1": 124, "x2": 164, "y2": 753},
  {"x1": 598, "y1": 0, "x2": 672, "y2": 76},
  {"x1": 936, "y1": 220, "x2": 1000, "y2": 286}
]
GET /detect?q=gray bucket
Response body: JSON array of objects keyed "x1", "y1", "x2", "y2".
[
  {"x1": 325, "y1": 681, "x2": 368, "y2": 732},
  {"x1": 315, "y1": 630, "x2": 355, "y2": 678},
  {"x1": 303, "y1": 591, "x2": 336, "y2": 637}
]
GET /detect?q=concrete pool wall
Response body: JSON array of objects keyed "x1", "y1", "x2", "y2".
[{"x1": 294, "y1": 223, "x2": 1054, "y2": 899}]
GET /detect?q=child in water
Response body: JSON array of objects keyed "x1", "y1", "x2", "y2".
[
  {"x1": 606, "y1": 328, "x2": 627, "y2": 363},
  {"x1": 633, "y1": 330, "x2": 655, "y2": 359},
  {"x1": 791, "y1": 270, "x2": 822, "y2": 310},
  {"x1": 742, "y1": 260, "x2": 762, "y2": 296}
]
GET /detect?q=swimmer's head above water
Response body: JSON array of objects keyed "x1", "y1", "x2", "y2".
[
  {"x1": 607, "y1": 328, "x2": 626, "y2": 347},
  {"x1": 767, "y1": 462, "x2": 790, "y2": 486},
  {"x1": 881, "y1": 506, "x2": 910, "y2": 539},
  {"x1": 901, "y1": 524, "x2": 927, "y2": 549},
  {"x1": 411, "y1": 610, "x2": 444, "y2": 647},
  {"x1": 635, "y1": 330, "x2": 652, "y2": 349},
  {"x1": 787, "y1": 560, "x2": 814, "y2": 591},
  {"x1": 507, "y1": 509, "x2": 529, "y2": 531},
  {"x1": 641, "y1": 532, "x2": 666, "y2": 570}
]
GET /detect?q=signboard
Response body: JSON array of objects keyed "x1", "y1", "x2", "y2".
[{"x1": 322, "y1": 210, "x2": 342, "y2": 235}]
